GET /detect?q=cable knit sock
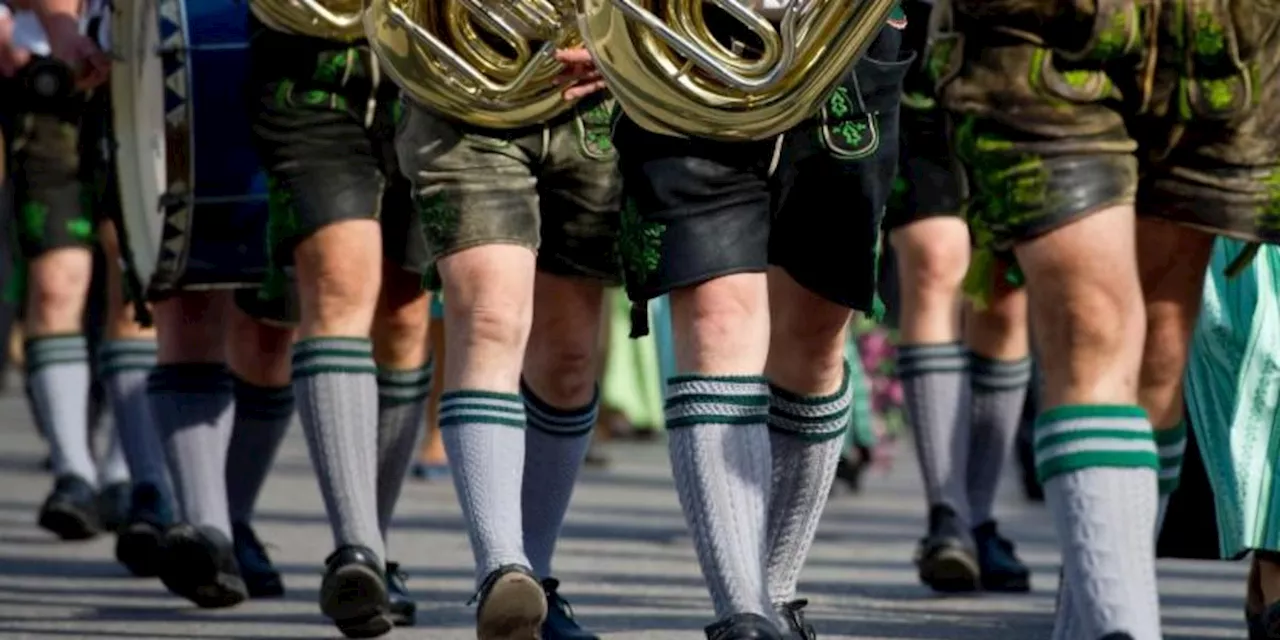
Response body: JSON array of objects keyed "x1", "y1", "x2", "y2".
[
  {"x1": 764, "y1": 363, "x2": 852, "y2": 606},
  {"x1": 293, "y1": 338, "x2": 383, "y2": 564},
  {"x1": 966, "y1": 354, "x2": 1032, "y2": 525},
  {"x1": 1038, "y1": 405, "x2": 1161, "y2": 640},
  {"x1": 149, "y1": 364, "x2": 235, "y2": 536},
  {"x1": 898, "y1": 343, "x2": 971, "y2": 520},
  {"x1": 375, "y1": 362, "x2": 434, "y2": 540},
  {"x1": 99, "y1": 340, "x2": 169, "y2": 495},
  {"x1": 665, "y1": 375, "x2": 773, "y2": 620},
  {"x1": 27, "y1": 335, "x2": 96, "y2": 483},
  {"x1": 225, "y1": 378, "x2": 295, "y2": 523}
]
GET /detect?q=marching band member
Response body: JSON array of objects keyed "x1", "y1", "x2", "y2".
[
  {"x1": 933, "y1": 0, "x2": 1280, "y2": 636},
  {"x1": 885, "y1": 0, "x2": 1031, "y2": 594},
  {"x1": 390, "y1": 32, "x2": 620, "y2": 640},
  {"x1": 573, "y1": 5, "x2": 911, "y2": 637},
  {"x1": 243, "y1": 0, "x2": 434, "y2": 634}
]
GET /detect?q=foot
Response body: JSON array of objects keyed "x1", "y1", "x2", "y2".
[
  {"x1": 38, "y1": 474, "x2": 101, "y2": 540},
  {"x1": 775, "y1": 599, "x2": 817, "y2": 640},
  {"x1": 96, "y1": 481, "x2": 131, "y2": 532},
  {"x1": 833, "y1": 449, "x2": 869, "y2": 494},
  {"x1": 473, "y1": 564, "x2": 547, "y2": 640},
  {"x1": 385, "y1": 561, "x2": 417, "y2": 627},
  {"x1": 913, "y1": 505, "x2": 980, "y2": 593},
  {"x1": 232, "y1": 521, "x2": 284, "y2": 598},
  {"x1": 158, "y1": 523, "x2": 249, "y2": 608},
  {"x1": 1246, "y1": 558, "x2": 1280, "y2": 640},
  {"x1": 704, "y1": 612, "x2": 785, "y2": 640},
  {"x1": 541, "y1": 577, "x2": 597, "y2": 639},
  {"x1": 319, "y1": 545, "x2": 391, "y2": 639},
  {"x1": 972, "y1": 521, "x2": 1030, "y2": 592},
  {"x1": 114, "y1": 482, "x2": 172, "y2": 577}
]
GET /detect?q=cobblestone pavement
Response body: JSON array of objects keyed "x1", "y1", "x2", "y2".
[{"x1": 0, "y1": 390, "x2": 1247, "y2": 639}]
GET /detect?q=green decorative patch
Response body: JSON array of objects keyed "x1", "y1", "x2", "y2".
[
  {"x1": 416, "y1": 191, "x2": 461, "y2": 246},
  {"x1": 20, "y1": 201, "x2": 48, "y2": 244},
  {"x1": 576, "y1": 100, "x2": 616, "y2": 160},
  {"x1": 820, "y1": 86, "x2": 878, "y2": 159},
  {"x1": 616, "y1": 198, "x2": 665, "y2": 285}
]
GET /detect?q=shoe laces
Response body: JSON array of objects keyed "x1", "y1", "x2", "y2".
[
  {"x1": 778, "y1": 598, "x2": 814, "y2": 639},
  {"x1": 233, "y1": 523, "x2": 273, "y2": 566},
  {"x1": 542, "y1": 577, "x2": 577, "y2": 620}
]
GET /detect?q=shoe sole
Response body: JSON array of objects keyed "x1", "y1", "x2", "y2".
[
  {"x1": 38, "y1": 502, "x2": 99, "y2": 541},
  {"x1": 116, "y1": 522, "x2": 164, "y2": 577},
  {"x1": 476, "y1": 572, "x2": 547, "y2": 640},
  {"x1": 319, "y1": 562, "x2": 392, "y2": 639},
  {"x1": 389, "y1": 600, "x2": 417, "y2": 627},
  {"x1": 918, "y1": 547, "x2": 981, "y2": 593},
  {"x1": 981, "y1": 573, "x2": 1031, "y2": 593},
  {"x1": 246, "y1": 577, "x2": 286, "y2": 599},
  {"x1": 159, "y1": 533, "x2": 248, "y2": 609}
]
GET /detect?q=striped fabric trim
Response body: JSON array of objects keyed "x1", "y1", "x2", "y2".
[
  {"x1": 768, "y1": 361, "x2": 853, "y2": 442},
  {"x1": 1033, "y1": 405, "x2": 1158, "y2": 483},
  {"x1": 439, "y1": 390, "x2": 525, "y2": 429},
  {"x1": 1155, "y1": 422, "x2": 1187, "y2": 496},
  {"x1": 292, "y1": 337, "x2": 377, "y2": 378},
  {"x1": 970, "y1": 354, "x2": 1033, "y2": 391},
  {"x1": 665, "y1": 375, "x2": 769, "y2": 430},
  {"x1": 522, "y1": 381, "x2": 598, "y2": 438},
  {"x1": 377, "y1": 359, "x2": 435, "y2": 407},
  {"x1": 233, "y1": 377, "x2": 296, "y2": 420},
  {"x1": 896, "y1": 342, "x2": 968, "y2": 379},
  {"x1": 97, "y1": 339, "x2": 158, "y2": 377},
  {"x1": 25, "y1": 334, "x2": 89, "y2": 372}
]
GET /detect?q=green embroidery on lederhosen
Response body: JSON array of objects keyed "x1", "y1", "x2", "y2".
[
  {"x1": 616, "y1": 197, "x2": 666, "y2": 285},
  {"x1": 260, "y1": 176, "x2": 299, "y2": 301},
  {"x1": 819, "y1": 85, "x2": 879, "y2": 159},
  {"x1": 1259, "y1": 169, "x2": 1280, "y2": 233},
  {"x1": 19, "y1": 201, "x2": 49, "y2": 246},
  {"x1": 416, "y1": 191, "x2": 461, "y2": 248},
  {"x1": 575, "y1": 100, "x2": 616, "y2": 160}
]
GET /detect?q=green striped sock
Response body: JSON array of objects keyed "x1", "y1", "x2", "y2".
[
  {"x1": 375, "y1": 360, "x2": 434, "y2": 540},
  {"x1": 98, "y1": 339, "x2": 168, "y2": 491},
  {"x1": 1154, "y1": 421, "x2": 1187, "y2": 497},
  {"x1": 665, "y1": 374, "x2": 773, "y2": 620},
  {"x1": 293, "y1": 337, "x2": 383, "y2": 564},
  {"x1": 439, "y1": 390, "x2": 530, "y2": 583},
  {"x1": 1035, "y1": 404, "x2": 1160, "y2": 639},
  {"x1": 521, "y1": 381, "x2": 598, "y2": 577},
  {"x1": 765, "y1": 363, "x2": 853, "y2": 605},
  {"x1": 26, "y1": 335, "x2": 95, "y2": 483}
]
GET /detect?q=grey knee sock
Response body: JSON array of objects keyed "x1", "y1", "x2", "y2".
[
  {"x1": 765, "y1": 364, "x2": 853, "y2": 606},
  {"x1": 96, "y1": 410, "x2": 132, "y2": 486},
  {"x1": 375, "y1": 361, "x2": 434, "y2": 541},
  {"x1": 293, "y1": 338, "x2": 383, "y2": 564},
  {"x1": 521, "y1": 381, "x2": 597, "y2": 578},
  {"x1": 439, "y1": 390, "x2": 530, "y2": 584},
  {"x1": 898, "y1": 343, "x2": 971, "y2": 521},
  {"x1": 1038, "y1": 405, "x2": 1160, "y2": 640},
  {"x1": 99, "y1": 340, "x2": 169, "y2": 493},
  {"x1": 27, "y1": 335, "x2": 96, "y2": 484},
  {"x1": 148, "y1": 364, "x2": 235, "y2": 537},
  {"x1": 226, "y1": 378, "x2": 295, "y2": 524},
  {"x1": 966, "y1": 354, "x2": 1032, "y2": 525},
  {"x1": 666, "y1": 375, "x2": 773, "y2": 620}
]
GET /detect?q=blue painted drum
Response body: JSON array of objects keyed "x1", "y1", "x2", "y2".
[{"x1": 111, "y1": 0, "x2": 269, "y2": 299}]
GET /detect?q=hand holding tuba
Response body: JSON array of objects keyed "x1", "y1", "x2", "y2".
[{"x1": 575, "y1": 0, "x2": 897, "y2": 141}]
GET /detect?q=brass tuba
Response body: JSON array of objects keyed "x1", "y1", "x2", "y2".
[
  {"x1": 252, "y1": 0, "x2": 367, "y2": 42},
  {"x1": 365, "y1": 0, "x2": 582, "y2": 129},
  {"x1": 576, "y1": 0, "x2": 897, "y2": 141}
]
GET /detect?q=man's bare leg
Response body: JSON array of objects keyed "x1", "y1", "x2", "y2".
[
  {"x1": 369, "y1": 263, "x2": 431, "y2": 626},
  {"x1": 760, "y1": 268, "x2": 853, "y2": 626},
  {"x1": 1015, "y1": 205, "x2": 1159, "y2": 639},
  {"x1": 224, "y1": 298, "x2": 295, "y2": 599},
  {"x1": 414, "y1": 318, "x2": 448, "y2": 476},
  {"x1": 889, "y1": 217, "x2": 979, "y2": 590},
  {"x1": 149, "y1": 291, "x2": 248, "y2": 608},
  {"x1": 962, "y1": 278, "x2": 1032, "y2": 592},
  {"x1": 520, "y1": 273, "x2": 605, "y2": 582}
]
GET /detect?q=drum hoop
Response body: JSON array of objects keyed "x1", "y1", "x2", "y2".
[{"x1": 150, "y1": 0, "x2": 196, "y2": 294}]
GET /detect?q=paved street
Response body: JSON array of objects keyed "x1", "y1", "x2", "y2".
[{"x1": 0, "y1": 386, "x2": 1250, "y2": 639}]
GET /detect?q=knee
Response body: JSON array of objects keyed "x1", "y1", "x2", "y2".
[
  {"x1": 1139, "y1": 310, "x2": 1191, "y2": 391},
  {"x1": 28, "y1": 249, "x2": 92, "y2": 315},
  {"x1": 892, "y1": 228, "x2": 969, "y2": 299},
  {"x1": 450, "y1": 297, "x2": 531, "y2": 355},
  {"x1": 296, "y1": 251, "x2": 380, "y2": 329},
  {"x1": 525, "y1": 337, "x2": 599, "y2": 404},
  {"x1": 771, "y1": 305, "x2": 850, "y2": 374},
  {"x1": 676, "y1": 277, "x2": 768, "y2": 349}
]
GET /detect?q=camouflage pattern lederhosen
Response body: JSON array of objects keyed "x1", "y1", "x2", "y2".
[
  {"x1": 933, "y1": 0, "x2": 1280, "y2": 248},
  {"x1": 884, "y1": 0, "x2": 965, "y2": 231},
  {"x1": 394, "y1": 96, "x2": 623, "y2": 285}
]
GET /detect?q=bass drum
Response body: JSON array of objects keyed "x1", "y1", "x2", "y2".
[{"x1": 110, "y1": 0, "x2": 269, "y2": 299}]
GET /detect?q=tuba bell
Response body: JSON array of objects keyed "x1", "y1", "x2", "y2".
[
  {"x1": 576, "y1": 0, "x2": 897, "y2": 141},
  {"x1": 365, "y1": 0, "x2": 582, "y2": 129},
  {"x1": 252, "y1": 0, "x2": 367, "y2": 42}
]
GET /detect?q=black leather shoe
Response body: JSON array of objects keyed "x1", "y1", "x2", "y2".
[
  {"x1": 385, "y1": 561, "x2": 416, "y2": 627},
  {"x1": 1098, "y1": 634, "x2": 1134, "y2": 640},
  {"x1": 38, "y1": 474, "x2": 101, "y2": 540},
  {"x1": 319, "y1": 545, "x2": 391, "y2": 639},
  {"x1": 914, "y1": 505, "x2": 980, "y2": 593},
  {"x1": 232, "y1": 521, "x2": 284, "y2": 598},
  {"x1": 473, "y1": 564, "x2": 546, "y2": 640},
  {"x1": 158, "y1": 523, "x2": 248, "y2": 608},
  {"x1": 540, "y1": 577, "x2": 597, "y2": 639},
  {"x1": 972, "y1": 521, "x2": 1030, "y2": 592},
  {"x1": 114, "y1": 482, "x2": 172, "y2": 577},
  {"x1": 704, "y1": 612, "x2": 785, "y2": 640},
  {"x1": 96, "y1": 482, "x2": 131, "y2": 532},
  {"x1": 776, "y1": 599, "x2": 817, "y2": 640}
]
